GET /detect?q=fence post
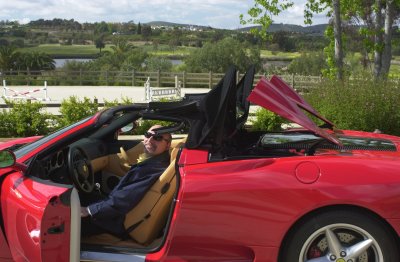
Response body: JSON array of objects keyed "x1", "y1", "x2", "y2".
[
  {"x1": 292, "y1": 73, "x2": 295, "y2": 88},
  {"x1": 182, "y1": 71, "x2": 186, "y2": 88},
  {"x1": 209, "y1": 71, "x2": 212, "y2": 89},
  {"x1": 2, "y1": 80, "x2": 6, "y2": 97},
  {"x1": 132, "y1": 69, "x2": 135, "y2": 86},
  {"x1": 144, "y1": 77, "x2": 151, "y2": 101},
  {"x1": 27, "y1": 68, "x2": 31, "y2": 86},
  {"x1": 175, "y1": 75, "x2": 181, "y2": 98},
  {"x1": 236, "y1": 70, "x2": 240, "y2": 84},
  {"x1": 79, "y1": 69, "x2": 82, "y2": 85},
  {"x1": 44, "y1": 81, "x2": 48, "y2": 101},
  {"x1": 157, "y1": 70, "x2": 161, "y2": 87}
]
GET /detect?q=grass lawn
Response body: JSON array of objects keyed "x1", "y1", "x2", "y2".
[
  {"x1": 147, "y1": 46, "x2": 194, "y2": 58},
  {"x1": 18, "y1": 44, "x2": 113, "y2": 58},
  {"x1": 260, "y1": 50, "x2": 301, "y2": 60}
]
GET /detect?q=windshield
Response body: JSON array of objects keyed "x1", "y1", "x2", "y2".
[
  {"x1": 14, "y1": 117, "x2": 92, "y2": 159},
  {"x1": 260, "y1": 132, "x2": 396, "y2": 151}
]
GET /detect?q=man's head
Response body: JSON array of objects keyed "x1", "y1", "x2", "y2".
[{"x1": 143, "y1": 125, "x2": 172, "y2": 156}]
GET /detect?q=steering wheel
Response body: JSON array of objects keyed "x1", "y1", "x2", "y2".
[{"x1": 68, "y1": 147, "x2": 95, "y2": 193}]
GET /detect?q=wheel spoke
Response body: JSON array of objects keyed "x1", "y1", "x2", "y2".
[
  {"x1": 346, "y1": 238, "x2": 373, "y2": 258},
  {"x1": 325, "y1": 228, "x2": 342, "y2": 256}
]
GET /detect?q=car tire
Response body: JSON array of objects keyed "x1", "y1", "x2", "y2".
[{"x1": 280, "y1": 209, "x2": 399, "y2": 262}]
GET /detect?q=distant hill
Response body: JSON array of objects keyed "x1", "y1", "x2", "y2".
[
  {"x1": 146, "y1": 21, "x2": 211, "y2": 30},
  {"x1": 146, "y1": 21, "x2": 328, "y2": 35},
  {"x1": 238, "y1": 23, "x2": 328, "y2": 35}
]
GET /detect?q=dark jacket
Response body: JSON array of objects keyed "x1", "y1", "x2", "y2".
[{"x1": 87, "y1": 150, "x2": 170, "y2": 237}]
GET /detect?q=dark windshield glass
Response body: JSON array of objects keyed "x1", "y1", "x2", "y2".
[
  {"x1": 14, "y1": 117, "x2": 92, "y2": 159},
  {"x1": 261, "y1": 133, "x2": 321, "y2": 146},
  {"x1": 260, "y1": 132, "x2": 396, "y2": 151}
]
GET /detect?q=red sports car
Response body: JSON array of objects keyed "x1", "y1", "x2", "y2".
[{"x1": 1, "y1": 66, "x2": 400, "y2": 262}]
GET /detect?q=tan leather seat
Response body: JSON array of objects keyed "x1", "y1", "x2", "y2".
[
  {"x1": 123, "y1": 138, "x2": 185, "y2": 244},
  {"x1": 82, "y1": 138, "x2": 185, "y2": 246}
]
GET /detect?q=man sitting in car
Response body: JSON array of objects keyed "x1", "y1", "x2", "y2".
[{"x1": 80, "y1": 124, "x2": 172, "y2": 238}]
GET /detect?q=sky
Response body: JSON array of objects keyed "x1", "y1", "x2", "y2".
[{"x1": 1, "y1": 0, "x2": 329, "y2": 29}]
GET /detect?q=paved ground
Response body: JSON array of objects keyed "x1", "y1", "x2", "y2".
[
  {"x1": 1, "y1": 85, "x2": 211, "y2": 114},
  {"x1": 1, "y1": 85, "x2": 211, "y2": 103}
]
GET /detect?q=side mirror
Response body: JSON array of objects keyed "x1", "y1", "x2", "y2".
[{"x1": 0, "y1": 150, "x2": 16, "y2": 168}]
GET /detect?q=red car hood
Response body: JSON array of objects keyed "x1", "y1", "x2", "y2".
[
  {"x1": 0, "y1": 136, "x2": 42, "y2": 151},
  {"x1": 248, "y1": 76, "x2": 342, "y2": 146}
]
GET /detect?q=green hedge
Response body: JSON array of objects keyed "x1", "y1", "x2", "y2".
[
  {"x1": 304, "y1": 77, "x2": 400, "y2": 136},
  {"x1": 0, "y1": 100, "x2": 57, "y2": 137}
]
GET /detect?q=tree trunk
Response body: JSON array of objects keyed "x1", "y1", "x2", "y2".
[
  {"x1": 374, "y1": 0, "x2": 384, "y2": 78},
  {"x1": 333, "y1": 0, "x2": 344, "y2": 80},
  {"x1": 381, "y1": 0, "x2": 394, "y2": 77}
]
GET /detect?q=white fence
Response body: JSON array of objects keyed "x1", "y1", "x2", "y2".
[
  {"x1": 3, "y1": 80, "x2": 51, "y2": 101},
  {"x1": 144, "y1": 75, "x2": 181, "y2": 101}
]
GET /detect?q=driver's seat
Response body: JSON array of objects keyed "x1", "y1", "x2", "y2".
[
  {"x1": 82, "y1": 138, "x2": 185, "y2": 246},
  {"x1": 122, "y1": 139, "x2": 183, "y2": 244}
]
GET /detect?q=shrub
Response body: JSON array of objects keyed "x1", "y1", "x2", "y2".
[
  {"x1": 304, "y1": 77, "x2": 400, "y2": 136},
  {"x1": 251, "y1": 108, "x2": 287, "y2": 131},
  {"x1": 0, "y1": 99, "x2": 57, "y2": 137},
  {"x1": 59, "y1": 96, "x2": 99, "y2": 126}
]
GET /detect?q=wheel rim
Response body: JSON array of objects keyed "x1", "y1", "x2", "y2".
[{"x1": 299, "y1": 223, "x2": 384, "y2": 262}]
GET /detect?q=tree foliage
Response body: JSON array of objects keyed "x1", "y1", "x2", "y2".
[
  {"x1": 240, "y1": 0, "x2": 294, "y2": 40},
  {"x1": 0, "y1": 45, "x2": 18, "y2": 71},
  {"x1": 288, "y1": 52, "x2": 327, "y2": 75},
  {"x1": 144, "y1": 57, "x2": 173, "y2": 71},
  {"x1": 15, "y1": 51, "x2": 55, "y2": 71},
  {"x1": 185, "y1": 38, "x2": 261, "y2": 73}
]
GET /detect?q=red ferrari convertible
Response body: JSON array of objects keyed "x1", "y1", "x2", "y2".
[{"x1": 1, "y1": 66, "x2": 400, "y2": 262}]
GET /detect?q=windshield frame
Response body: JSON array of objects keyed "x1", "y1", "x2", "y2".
[{"x1": 14, "y1": 116, "x2": 92, "y2": 159}]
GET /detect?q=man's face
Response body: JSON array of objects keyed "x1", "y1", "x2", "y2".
[{"x1": 143, "y1": 126, "x2": 171, "y2": 156}]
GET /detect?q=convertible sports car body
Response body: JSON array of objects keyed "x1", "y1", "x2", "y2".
[{"x1": 1, "y1": 66, "x2": 400, "y2": 262}]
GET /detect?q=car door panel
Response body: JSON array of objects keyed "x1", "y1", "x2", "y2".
[{"x1": 1, "y1": 171, "x2": 72, "y2": 262}]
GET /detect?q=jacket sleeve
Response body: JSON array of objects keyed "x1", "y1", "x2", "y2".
[{"x1": 87, "y1": 165, "x2": 165, "y2": 220}]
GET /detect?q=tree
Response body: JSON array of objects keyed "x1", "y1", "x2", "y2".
[
  {"x1": 358, "y1": 0, "x2": 400, "y2": 78},
  {"x1": 332, "y1": 0, "x2": 344, "y2": 79},
  {"x1": 240, "y1": 0, "x2": 344, "y2": 79},
  {"x1": 239, "y1": 0, "x2": 294, "y2": 40},
  {"x1": 94, "y1": 21, "x2": 110, "y2": 34},
  {"x1": 185, "y1": 38, "x2": 261, "y2": 73},
  {"x1": 120, "y1": 49, "x2": 149, "y2": 71},
  {"x1": 304, "y1": 0, "x2": 344, "y2": 79},
  {"x1": 305, "y1": 0, "x2": 400, "y2": 79},
  {"x1": 272, "y1": 31, "x2": 295, "y2": 51},
  {"x1": 141, "y1": 25, "x2": 152, "y2": 41},
  {"x1": 144, "y1": 57, "x2": 173, "y2": 71},
  {"x1": 0, "y1": 46, "x2": 18, "y2": 71},
  {"x1": 111, "y1": 37, "x2": 134, "y2": 55},
  {"x1": 95, "y1": 37, "x2": 105, "y2": 53},
  {"x1": 15, "y1": 52, "x2": 55, "y2": 71},
  {"x1": 288, "y1": 52, "x2": 327, "y2": 75}
]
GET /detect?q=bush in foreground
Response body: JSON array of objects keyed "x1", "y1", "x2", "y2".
[{"x1": 304, "y1": 77, "x2": 400, "y2": 136}]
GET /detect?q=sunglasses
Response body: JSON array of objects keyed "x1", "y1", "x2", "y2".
[{"x1": 144, "y1": 132, "x2": 170, "y2": 142}]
